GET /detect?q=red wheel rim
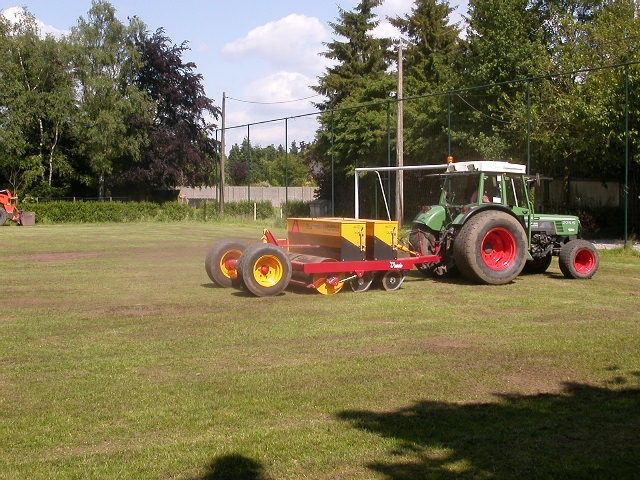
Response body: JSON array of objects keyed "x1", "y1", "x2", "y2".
[
  {"x1": 480, "y1": 227, "x2": 516, "y2": 271},
  {"x1": 573, "y1": 248, "x2": 596, "y2": 274}
]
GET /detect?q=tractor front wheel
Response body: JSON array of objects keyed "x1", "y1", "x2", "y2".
[
  {"x1": 238, "y1": 243, "x2": 292, "y2": 297},
  {"x1": 558, "y1": 240, "x2": 599, "y2": 279},
  {"x1": 453, "y1": 210, "x2": 527, "y2": 285},
  {"x1": 205, "y1": 238, "x2": 252, "y2": 287}
]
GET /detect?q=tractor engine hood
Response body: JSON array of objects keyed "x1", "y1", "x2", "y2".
[{"x1": 527, "y1": 214, "x2": 581, "y2": 236}]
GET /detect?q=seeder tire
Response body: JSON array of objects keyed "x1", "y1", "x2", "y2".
[
  {"x1": 453, "y1": 210, "x2": 527, "y2": 285},
  {"x1": 558, "y1": 239, "x2": 599, "y2": 279},
  {"x1": 350, "y1": 272, "x2": 375, "y2": 293},
  {"x1": 380, "y1": 270, "x2": 406, "y2": 291},
  {"x1": 238, "y1": 243, "x2": 292, "y2": 297},
  {"x1": 205, "y1": 238, "x2": 251, "y2": 287}
]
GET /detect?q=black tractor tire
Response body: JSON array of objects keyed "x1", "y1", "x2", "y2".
[
  {"x1": 523, "y1": 253, "x2": 553, "y2": 274},
  {"x1": 0, "y1": 209, "x2": 7, "y2": 226},
  {"x1": 238, "y1": 243, "x2": 292, "y2": 297},
  {"x1": 558, "y1": 239, "x2": 600, "y2": 279},
  {"x1": 408, "y1": 227, "x2": 437, "y2": 276},
  {"x1": 205, "y1": 238, "x2": 252, "y2": 287},
  {"x1": 453, "y1": 210, "x2": 528, "y2": 285}
]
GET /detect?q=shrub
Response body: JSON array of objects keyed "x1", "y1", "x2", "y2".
[
  {"x1": 19, "y1": 199, "x2": 278, "y2": 224},
  {"x1": 566, "y1": 206, "x2": 628, "y2": 239},
  {"x1": 282, "y1": 200, "x2": 311, "y2": 217},
  {"x1": 221, "y1": 201, "x2": 274, "y2": 219},
  {"x1": 153, "y1": 202, "x2": 195, "y2": 222},
  {"x1": 21, "y1": 200, "x2": 165, "y2": 224}
]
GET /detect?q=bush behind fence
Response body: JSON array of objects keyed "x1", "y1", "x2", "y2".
[{"x1": 19, "y1": 199, "x2": 313, "y2": 225}]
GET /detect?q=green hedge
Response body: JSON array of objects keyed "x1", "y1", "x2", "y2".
[
  {"x1": 19, "y1": 200, "x2": 193, "y2": 224},
  {"x1": 282, "y1": 200, "x2": 311, "y2": 217},
  {"x1": 575, "y1": 206, "x2": 626, "y2": 239},
  {"x1": 18, "y1": 199, "x2": 306, "y2": 224}
]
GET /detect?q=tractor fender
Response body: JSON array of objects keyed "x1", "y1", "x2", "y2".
[
  {"x1": 411, "y1": 205, "x2": 446, "y2": 232},
  {"x1": 456, "y1": 204, "x2": 527, "y2": 232}
]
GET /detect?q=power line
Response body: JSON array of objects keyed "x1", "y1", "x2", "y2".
[
  {"x1": 456, "y1": 93, "x2": 510, "y2": 123},
  {"x1": 226, "y1": 94, "x2": 320, "y2": 105}
]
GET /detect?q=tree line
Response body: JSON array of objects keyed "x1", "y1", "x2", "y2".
[
  {"x1": 0, "y1": 1, "x2": 228, "y2": 200},
  {"x1": 226, "y1": 140, "x2": 315, "y2": 187},
  {"x1": 311, "y1": 0, "x2": 640, "y2": 215}
]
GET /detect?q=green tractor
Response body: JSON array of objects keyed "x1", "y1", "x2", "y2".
[{"x1": 405, "y1": 160, "x2": 599, "y2": 285}]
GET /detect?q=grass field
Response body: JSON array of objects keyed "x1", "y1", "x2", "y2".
[{"x1": 2, "y1": 222, "x2": 639, "y2": 479}]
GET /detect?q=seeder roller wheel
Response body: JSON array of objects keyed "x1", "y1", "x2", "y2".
[
  {"x1": 310, "y1": 272, "x2": 345, "y2": 295},
  {"x1": 238, "y1": 243, "x2": 293, "y2": 297},
  {"x1": 205, "y1": 238, "x2": 252, "y2": 287},
  {"x1": 289, "y1": 253, "x2": 346, "y2": 295}
]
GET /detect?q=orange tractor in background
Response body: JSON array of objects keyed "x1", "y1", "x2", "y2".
[{"x1": 0, "y1": 189, "x2": 35, "y2": 226}]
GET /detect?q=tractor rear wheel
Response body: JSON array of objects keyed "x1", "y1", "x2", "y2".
[
  {"x1": 558, "y1": 240, "x2": 599, "y2": 279},
  {"x1": 205, "y1": 238, "x2": 251, "y2": 287},
  {"x1": 0, "y1": 209, "x2": 7, "y2": 226},
  {"x1": 453, "y1": 210, "x2": 527, "y2": 285},
  {"x1": 238, "y1": 243, "x2": 292, "y2": 297}
]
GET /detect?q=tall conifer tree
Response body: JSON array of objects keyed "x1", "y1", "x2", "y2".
[
  {"x1": 390, "y1": 0, "x2": 462, "y2": 163},
  {"x1": 311, "y1": 0, "x2": 394, "y2": 215}
]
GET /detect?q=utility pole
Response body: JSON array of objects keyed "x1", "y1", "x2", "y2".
[
  {"x1": 220, "y1": 92, "x2": 226, "y2": 213},
  {"x1": 395, "y1": 43, "x2": 404, "y2": 226}
]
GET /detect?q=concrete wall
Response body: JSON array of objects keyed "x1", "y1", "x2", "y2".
[
  {"x1": 178, "y1": 186, "x2": 318, "y2": 207},
  {"x1": 546, "y1": 179, "x2": 620, "y2": 208}
]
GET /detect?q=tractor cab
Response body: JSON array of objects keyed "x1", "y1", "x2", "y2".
[{"x1": 413, "y1": 161, "x2": 533, "y2": 233}]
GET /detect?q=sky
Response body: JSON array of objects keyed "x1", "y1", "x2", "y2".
[{"x1": 1, "y1": 0, "x2": 468, "y2": 149}]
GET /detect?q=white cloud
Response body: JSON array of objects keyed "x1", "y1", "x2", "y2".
[
  {"x1": 243, "y1": 71, "x2": 314, "y2": 105},
  {"x1": 376, "y1": 0, "x2": 414, "y2": 20},
  {"x1": 371, "y1": 0, "x2": 468, "y2": 38},
  {"x1": 1, "y1": 6, "x2": 68, "y2": 38},
  {"x1": 331, "y1": 0, "x2": 411, "y2": 40},
  {"x1": 223, "y1": 112, "x2": 318, "y2": 148},
  {"x1": 222, "y1": 70, "x2": 320, "y2": 147},
  {"x1": 222, "y1": 13, "x2": 330, "y2": 75}
]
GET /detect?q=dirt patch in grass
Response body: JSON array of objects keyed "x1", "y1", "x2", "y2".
[{"x1": 26, "y1": 251, "x2": 103, "y2": 262}]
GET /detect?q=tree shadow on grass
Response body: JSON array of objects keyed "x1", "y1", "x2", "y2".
[
  {"x1": 337, "y1": 376, "x2": 640, "y2": 479},
  {"x1": 197, "y1": 453, "x2": 270, "y2": 480}
]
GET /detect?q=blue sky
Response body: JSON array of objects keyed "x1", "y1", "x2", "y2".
[{"x1": 2, "y1": 0, "x2": 468, "y2": 148}]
